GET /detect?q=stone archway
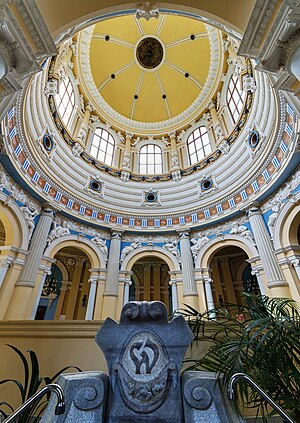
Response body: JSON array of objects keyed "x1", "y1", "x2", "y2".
[
  {"x1": 209, "y1": 245, "x2": 260, "y2": 306},
  {"x1": 36, "y1": 245, "x2": 92, "y2": 320},
  {"x1": 131, "y1": 255, "x2": 171, "y2": 313}
]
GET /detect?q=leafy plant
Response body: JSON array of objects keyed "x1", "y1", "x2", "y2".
[
  {"x1": 180, "y1": 294, "x2": 300, "y2": 421},
  {"x1": 0, "y1": 344, "x2": 81, "y2": 422}
]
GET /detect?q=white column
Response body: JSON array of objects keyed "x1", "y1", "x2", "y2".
[
  {"x1": 0, "y1": 256, "x2": 13, "y2": 289},
  {"x1": 30, "y1": 267, "x2": 52, "y2": 320},
  {"x1": 251, "y1": 267, "x2": 266, "y2": 295},
  {"x1": 123, "y1": 278, "x2": 132, "y2": 305},
  {"x1": 290, "y1": 258, "x2": 300, "y2": 281},
  {"x1": 247, "y1": 205, "x2": 288, "y2": 289},
  {"x1": 16, "y1": 206, "x2": 54, "y2": 288},
  {"x1": 204, "y1": 276, "x2": 215, "y2": 314},
  {"x1": 178, "y1": 231, "x2": 197, "y2": 296},
  {"x1": 169, "y1": 279, "x2": 178, "y2": 313},
  {"x1": 104, "y1": 231, "x2": 123, "y2": 296},
  {"x1": 85, "y1": 277, "x2": 98, "y2": 320}
]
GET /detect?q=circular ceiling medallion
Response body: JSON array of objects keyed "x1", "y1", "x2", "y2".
[{"x1": 136, "y1": 37, "x2": 164, "y2": 69}]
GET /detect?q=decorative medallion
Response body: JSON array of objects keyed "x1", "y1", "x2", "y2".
[
  {"x1": 248, "y1": 129, "x2": 260, "y2": 149},
  {"x1": 136, "y1": 37, "x2": 164, "y2": 70},
  {"x1": 42, "y1": 134, "x2": 54, "y2": 152},
  {"x1": 114, "y1": 331, "x2": 170, "y2": 412}
]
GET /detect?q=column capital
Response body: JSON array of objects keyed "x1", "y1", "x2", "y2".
[
  {"x1": 41, "y1": 203, "x2": 56, "y2": 217},
  {"x1": 246, "y1": 202, "x2": 261, "y2": 217},
  {"x1": 168, "y1": 131, "x2": 176, "y2": 139},
  {"x1": 207, "y1": 100, "x2": 216, "y2": 110},
  {"x1": 110, "y1": 229, "x2": 124, "y2": 239},
  {"x1": 289, "y1": 257, "x2": 300, "y2": 267},
  {"x1": 177, "y1": 229, "x2": 191, "y2": 239}
]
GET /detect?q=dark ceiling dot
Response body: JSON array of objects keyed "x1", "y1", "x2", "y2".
[
  {"x1": 111, "y1": 74, "x2": 115, "y2": 79},
  {"x1": 190, "y1": 34, "x2": 195, "y2": 40},
  {"x1": 185, "y1": 73, "x2": 189, "y2": 78},
  {"x1": 162, "y1": 94, "x2": 166, "y2": 99},
  {"x1": 105, "y1": 35, "x2": 110, "y2": 41},
  {"x1": 134, "y1": 94, "x2": 139, "y2": 100}
]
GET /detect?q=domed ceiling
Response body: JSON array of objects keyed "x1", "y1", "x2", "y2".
[{"x1": 76, "y1": 14, "x2": 224, "y2": 135}]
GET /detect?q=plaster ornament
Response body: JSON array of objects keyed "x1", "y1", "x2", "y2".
[
  {"x1": 72, "y1": 142, "x2": 84, "y2": 157},
  {"x1": 120, "y1": 242, "x2": 142, "y2": 262},
  {"x1": 122, "y1": 154, "x2": 131, "y2": 170},
  {"x1": 44, "y1": 79, "x2": 58, "y2": 96},
  {"x1": 136, "y1": 3, "x2": 159, "y2": 21},
  {"x1": 21, "y1": 201, "x2": 38, "y2": 238},
  {"x1": 120, "y1": 170, "x2": 130, "y2": 183},
  {"x1": 202, "y1": 111, "x2": 212, "y2": 122},
  {"x1": 190, "y1": 236, "x2": 209, "y2": 260},
  {"x1": 163, "y1": 240, "x2": 181, "y2": 262},
  {"x1": 230, "y1": 223, "x2": 255, "y2": 243},
  {"x1": 214, "y1": 122, "x2": 224, "y2": 140},
  {"x1": 171, "y1": 153, "x2": 179, "y2": 169},
  {"x1": 91, "y1": 236, "x2": 108, "y2": 261},
  {"x1": 47, "y1": 220, "x2": 70, "y2": 244},
  {"x1": 171, "y1": 169, "x2": 182, "y2": 182},
  {"x1": 218, "y1": 140, "x2": 230, "y2": 154},
  {"x1": 243, "y1": 74, "x2": 257, "y2": 92},
  {"x1": 267, "y1": 200, "x2": 281, "y2": 239}
]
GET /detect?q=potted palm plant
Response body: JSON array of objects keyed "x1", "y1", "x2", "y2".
[{"x1": 180, "y1": 294, "x2": 300, "y2": 422}]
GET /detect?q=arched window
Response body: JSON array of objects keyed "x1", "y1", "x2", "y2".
[
  {"x1": 139, "y1": 144, "x2": 163, "y2": 174},
  {"x1": 90, "y1": 127, "x2": 115, "y2": 166},
  {"x1": 227, "y1": 74, "x2": 246, "y2": 123},
  {"x1": 54, "y1": 77, "x2": 75, "y2": 129},
  {"x1": 187, "y1": 126, "x2": 211, "y2": 165}
]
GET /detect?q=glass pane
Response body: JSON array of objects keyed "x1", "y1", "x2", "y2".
[
  {"x1": 148, "y1": 155, "x2": 155, "y2": 164},
  {"x1": 140, "y1": 154, "x2": 147, "y2": 164},
  {"x1": 97, "y1": 150, "x2": 105, "y2": 162},
  {"x1": 189, "y1": 143, "x2": 196, "y2": 154},
  {"x1": 197, "y1": 150, "x2": 205, "y2": 160},
  {"x1": 106, "y1": 144, "x2": 113, "y2": 155},
  {"x1": 148, "y1": 164, "x2": 155, "y2": 174},
  {"x1": 148, "y1": 144, "x2": 154, "y2": 154},
  {"x1": 190, "y1": 153, "x2": 197, "y2": 165},
  {"x1": 140, "y1": 164, "x2": 147, "y2": 174},
  {"x1": 90, "y1": 146, "x2": 98, "y2": 157}
]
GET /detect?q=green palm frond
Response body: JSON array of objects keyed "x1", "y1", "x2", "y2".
[{"x1": 181, "y1": 293, "x2": 300, "y2": 421}]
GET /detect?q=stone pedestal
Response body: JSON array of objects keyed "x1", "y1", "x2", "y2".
[{"x1": 96, "y1": 301, "x2": 193, "y2": 423}]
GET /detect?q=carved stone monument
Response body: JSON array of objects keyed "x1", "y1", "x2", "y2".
[
  {"x1": 41, "y1": 301, "x2": 245, "y2": 423},
  {"x1": 96, "y1": 301, "x2": 193, "y2": 422}
]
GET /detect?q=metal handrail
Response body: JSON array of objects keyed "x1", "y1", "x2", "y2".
[
  {"x1": 227, "y1": 372, "x2": 295, "y2": 423},
  {"x1": 3, "y1": 383, "x2": 65, "y2": 423}
]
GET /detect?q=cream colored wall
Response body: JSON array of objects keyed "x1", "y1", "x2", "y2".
[
  {"x1": 36, "y1": 0, "x2": 256, "y2": 40},
  {"x1": 0, "y1": 321, "x2": 107, "y2": 409}
]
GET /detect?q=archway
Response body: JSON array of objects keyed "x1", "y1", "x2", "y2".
[
  {"x1": 130, "y1": 255, "x2": 172, "y2": 314},
  {"x1": 209, "y1": 245, "x2": 259, "y2": 306},
  {"x1": 35, "y1": 246, "x2": 91, "y2": 320}
]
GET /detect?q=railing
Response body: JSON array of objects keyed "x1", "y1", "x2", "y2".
[
  {"x1": 3, "y1": 384, "x2": 65, "y2": 423},
  {"x1": 227, "y1": 373, "x2": 295, "y2": 423}
]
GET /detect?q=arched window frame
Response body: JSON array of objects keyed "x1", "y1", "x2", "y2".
[
  {"x1": 138, "y1": 141, "x2": 164, "y2": 175},
  {"x1": 218, "y1": 61, "x2": 247, "y2": 129},
  {"x1": 88, "y1": 126, "x2": 116, "y2": 166},
  {"x1": 54, "y1": 68, "x2": 80, "y2": 134},
  {"x1": 181, "y1": 121, "x2": 213, "y2": 166},
  {"x1": 226, "y1": 73, "x2": 246, "y2": 124}
]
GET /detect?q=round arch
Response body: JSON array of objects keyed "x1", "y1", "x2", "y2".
[
  {"x1": 37, "y1": 1, "x2": 255, "y2": 42},
  {"x1": 196, "y1": 234, "x2": 258, "y2": 269},
  {"x1": 54, "y1": 259, "x2": 68, "y2": 281},
  {"x1": 0, "y1": 193, "x2": 30, "y2": 249},
  {"x1": 44, "y1": 235, "x2": 105, "y2": 268},
  {"x1": 273, "y1": 193, "x2": 300, "y2": 250},
  {"x1": 121, "y1": 246, "x2": 181, "y2": 272}
]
